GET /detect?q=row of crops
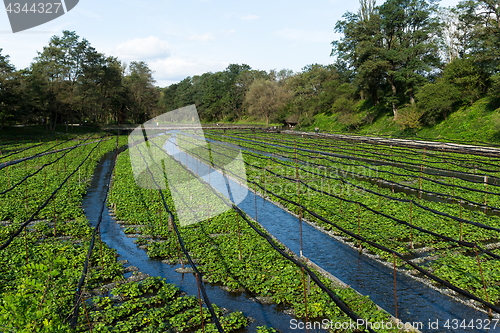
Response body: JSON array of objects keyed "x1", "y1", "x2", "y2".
[
  {"x1": 3, "y1": 126, "x2": 499, "y2": 332},
  {"x1": 106, "y1": 131, "x2": 408, "y2": 332},
  {"x1": 0, "y1": 132, "x2": 127, "y2": 331},
  {"x1": 0, "y1": 132, "x2": 252, "y2": 333},
  {"x1": 199, "y1": 129, "x2": 500, "y2": 316}
]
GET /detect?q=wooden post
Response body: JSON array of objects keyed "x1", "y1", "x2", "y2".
[
  {"x1": 301, "y1": 267, "x2": 310, "y2": 333},
  {"x1": 459, "y1": 201, "x2": 463, "y2": 242},
  {"x1": 357, "y1": 203, "x2": 362, "y2": 253},
  {"x1": 295, "y1": 137, "x2": 303, "y2": 257},
  {"x1": 393, "y1": 253, "x2": 398, "y2": 319},
  {"x1": 410, "y1": 201, "x2": 414, "y2": 250},
  {"x1": 378, "y1": 179, "x2": 381, "y2": 209},
  {"x1": 24, "y1": 227, "x2": 29, "y2": 277},
  {"x1": 474, "y1": 246, "x2": 492, "y2": 317},
  {"x1": 452, "y1": 176, "x2": 455, "y2": 198},
  {"x1": 196, "y1": 273, "x2": 206, "y2": 333},
  {"x1": 485, "y1": 175, "x2": 488, "y2": 207},
  {"x1": 391, "y1": 145, "x2": 394, "y2": 193},
  {"x1": 236, "y1": 214, "x2": 242, "y2": 261},
  {"x1": 81, "y1": 294, "x2": 94, "y2": 333},
  {"x1": 25, "y1": 157, "x2": 28, "y2": 211}
]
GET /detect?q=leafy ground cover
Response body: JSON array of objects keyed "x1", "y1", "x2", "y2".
[
  {"x1": 203, "y1": 130, "x2": 500, "y2": 309},
  {"x1": 0, "y1": 132, "x2": 246, "y2": 332},
  {"x1": 109, "y1": 138, "x2": 404, "y2": 332},
  {"x1": 83, "y1": 277, "x2": 247, "y2": 333}
]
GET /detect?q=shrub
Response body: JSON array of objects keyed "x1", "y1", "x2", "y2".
[
  {"x1": 416, "y1": 80, "x2": 461, "y2": 123},
  {"x1": 395, "y1": 104, "x2": 424, "y2": 133}
]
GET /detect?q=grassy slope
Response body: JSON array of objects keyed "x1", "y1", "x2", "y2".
[{"x1": 304, "y1": 97, "x2": 500, "y2": 143}]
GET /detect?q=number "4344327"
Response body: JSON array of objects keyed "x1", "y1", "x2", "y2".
[{"x1": 5, "y1": 2, "x2": 62, "y2": 14}]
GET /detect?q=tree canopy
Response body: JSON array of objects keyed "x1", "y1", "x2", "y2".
[{"x1": 1, "y1": 0, "x2": 499, "y2": 132}]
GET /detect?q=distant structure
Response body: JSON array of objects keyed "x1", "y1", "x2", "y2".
[{"x1": 283, "y1": 115, "x2": 299, "y2": 129}]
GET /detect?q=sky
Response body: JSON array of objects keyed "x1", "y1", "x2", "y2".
[{"x1": 0, "y1": 0, "x2": 460, "y2": 87}]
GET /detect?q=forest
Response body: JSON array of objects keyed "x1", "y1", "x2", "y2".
[{"x1": 0, "y1": 0, "x2": 499, "y2": 133}]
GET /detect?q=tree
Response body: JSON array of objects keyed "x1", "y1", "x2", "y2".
[
  {"x1": 439, "y1": 7, "x2": 462, "y2": 63},
  {"x1": 245, "y1": 79, "x2": 290, "y2": 127},
  {"x1": 0, "y1": 49, "x2": 19, "y2": 129},
  {"x1": 123, "y1": 61, "x2": 159, "y2": 123},
  {"x1": 31, "y1": 30, "x2": 107, "y2": 129},
  {"x1": 395, "y1": 104, "x2": 424, "y2": 133},
  {"x1": 416, "y1": 80, "x2": 461, "y2": 122},
  {"x1": 333, "y1": 0, "x2": 385, "y2": 106},
  {"x1": 457, "y1": 0, "x2": 500, "y2": 70},
  {"x1": 333, "y1": 0, "x2": 441, "y2": 120},
  {"x1": 219, "y1": 64, "x2": 252, "y2": 120},
  {"x1": 286, "y1": 64, "x2": 339, "y2": 124},
  {"x1": 441, "y1": 56, "x2": 487, "y2": 104},
  {"x1": 378, "y1": 0, "x2": 441, "y2": 118}
]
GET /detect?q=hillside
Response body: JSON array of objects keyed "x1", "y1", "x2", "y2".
[{"x1": 303, "y1": 97, "x2": 500, "y2": 144}]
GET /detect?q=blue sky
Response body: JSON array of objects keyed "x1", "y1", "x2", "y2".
[{"x1": 1, "y1": 0, "x2": 459, "y2": 87}]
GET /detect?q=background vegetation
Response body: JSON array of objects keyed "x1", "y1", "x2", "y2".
[{"x1": 1, "y1": 0, "x2": 499, "y2": 141}]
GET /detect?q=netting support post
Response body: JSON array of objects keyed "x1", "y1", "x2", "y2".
[
  {"x1": 410, "y1": 201, "x2": 414, "y2": 250},
  {"x1": 474, "y1": 246, "x2": 492, "y2": 318},
  {"x1": 24, "y1": 226, "x2": 29, "y2": 277},
  {"x1": 196, "y1": 273, "x2": 206, "y2": 333},
  {"x1": 459, "y1": 201, "x2": 463, "y2": 242},
  {"x1": 485, "y1": 175, "x2": 488, "y2": 207},
  {"x1": 236, "y1": 214, "x2": 242, "y2": 261},
  {"x1": 393, "y1": 253, "x2": 398, "y2": 319},
  {"x1": 301, "y1": 267, "x2": 310, "y2": 333},
  {"x1": 357, "y1": 203, "x2": 362, "y2": 253}
]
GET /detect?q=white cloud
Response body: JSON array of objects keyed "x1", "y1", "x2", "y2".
[
  {"x1": 223, "y1": 29, "x2": 236, "y2": 37},
  {"x1": 224, "y1": 13, "x2": 259, "y2": 20},
  {"x1": 238, "y1": 14, "x2": 259, "y2": 20},
  {"x1": 114, "y1": 36, "x2": 170, "y2": 61},
  {"x1": 188, "y1": 33, "x2": 214, "y2": 42},
  {"x1": 150, "y1": 56, "x2": 227, "y2": 86},
  {"x1": 274, "y1": 29, "x2": 337, "y2": 44}
]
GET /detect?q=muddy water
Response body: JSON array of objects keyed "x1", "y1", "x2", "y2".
[
  {"x1": 81, "y1": 150, "x2": 319, "y2": 332},
  {"x1": 169, "y1": 134, "x2": 499, "y2": 333}
]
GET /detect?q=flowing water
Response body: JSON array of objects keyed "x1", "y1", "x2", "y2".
[
  {"x1": 163, "y1": 131, "x2": 500, "y2": 333},
  {"x1": 82, "y1": 150, "x2": 319, "y2": 332}
]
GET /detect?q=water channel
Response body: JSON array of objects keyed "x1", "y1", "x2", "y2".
[
  {"x1": 82, "y1": 149, "x2": 316, "y2": 332},
  {"x1": 162, "y1": 131, "x2": 499, "y2": 333}
]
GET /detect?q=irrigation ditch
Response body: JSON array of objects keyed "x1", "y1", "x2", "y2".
[
  {"x1": 27, "y1": 127, "x2": 498, "y2": 332},
  {"x1": 82, "y1": 148, "x2": 315, "y2": 332},
  {"x1": 164, "y1": 130, "x2": 500, "y2": 333}
]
